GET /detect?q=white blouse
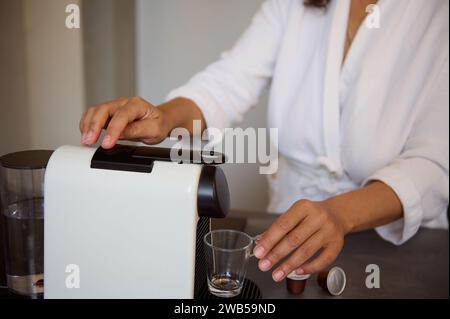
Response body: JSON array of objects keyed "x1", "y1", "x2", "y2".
[{"x1": 167, "y1": 0, "x2": 449, "y2": 245}]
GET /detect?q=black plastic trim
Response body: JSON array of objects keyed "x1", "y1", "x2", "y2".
[
  {"x1": 133, "y1": 146, "x2": 226, "y2": 164},
  {"x1": 91, "y1": 145, "x2": 154, "y2": 173},
  {"x1": 0, "y1": 150, "x2": 54, "y2": 170},
  {"x1": 197, "y1": 166, "x2": 230, "y2": 218},
  {"x1": 91, "y1": 144, "x2": 226, "y2": 173}
]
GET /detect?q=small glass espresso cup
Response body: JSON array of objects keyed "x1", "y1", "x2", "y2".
[{"x1": 203, "y1": 229, "x2": 259, "y2": 298}]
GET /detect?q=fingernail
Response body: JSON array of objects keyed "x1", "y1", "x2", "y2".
[
  {"x1": 253, "y1": 246, "x2": 265, "y2": 258},
  {"x1": 296, "y1": 268, "x2": 305, "y2": 275},
  {"x1": 259, "y1": 259, "x2": 271, "y2": 271},
  {"x1": 81, "y1": 133, "x2": 87, "y2": 143},
  {"x1": 83, "y1": 131, "x2": 94, "y2": 144},
  {"x1": 102, "y1": 135, "x2": 112, "y2": 148},
  {"x1": 273, "y1": 270, "x2": 284, "y2": 282}
]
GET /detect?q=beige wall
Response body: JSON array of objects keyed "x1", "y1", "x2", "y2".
[
  {"x1": 0, "y1": 0, "x2": 30, "y2": 155},
  {"x1": 82, "y1": 0, "x2": 136, "y2": 106},
  {"x1": 0, "y1": 0, "x2": 86, "y2": 154},
  {"x1": 23, "y1": 0, "x2": 86, "y2": 149}
]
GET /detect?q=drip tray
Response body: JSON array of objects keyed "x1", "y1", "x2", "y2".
[{"x1": 197, "y1": 279, "x2": 262, "y2": 299}]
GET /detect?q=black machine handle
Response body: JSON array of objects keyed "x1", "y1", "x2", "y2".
[
  {"x1": 197, "y1": 165, "x2": 230, "y2": 218},
  {"x1": 91, "y1": 144, "x2": 154, "y2": 173},
  {"x1": 91, "y1": 144, "x2": 226, "y2": 173},
  {"x1": 90, "y1": 144, "x2": 230, "y2": 218}
]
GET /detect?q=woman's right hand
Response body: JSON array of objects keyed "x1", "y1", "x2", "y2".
[{"x1": 79, "y1": 96, "x2": 173, "y2": 149}]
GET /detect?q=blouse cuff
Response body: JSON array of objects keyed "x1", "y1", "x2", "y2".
[
  {"x1": 166, "y1": 86, "x2": 231, "y2": 140},
  {"x1": 363, "y1": 164, "x2": 423, "y2": 245}
]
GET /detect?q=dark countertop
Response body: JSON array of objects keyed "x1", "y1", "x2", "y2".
[
  {"x1": 213, "y1": 211, "x2": 449, "y2": 299},
  {"x1": 1, "y1": 211, "x2": 448, "y2": 299}
]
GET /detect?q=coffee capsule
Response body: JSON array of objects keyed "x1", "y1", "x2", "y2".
[
  {"x1": 317, "y1": 266, "x2": 346, "y2": 296},
  {"x1": 286, "y1": 272, "x2": 311, "y2": 295}
]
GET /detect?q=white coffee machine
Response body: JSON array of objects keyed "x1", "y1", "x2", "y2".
[{"x1": 44, "y1": 144, "x2": 229, "y2": 299}]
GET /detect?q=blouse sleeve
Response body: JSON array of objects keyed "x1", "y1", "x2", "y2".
[{"x1": 364, "y1": 59, "x2": 449, "y2": 245}]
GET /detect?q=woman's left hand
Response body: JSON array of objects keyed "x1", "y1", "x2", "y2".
[{"x1": 253, "y1": 199, "x2": 349, "y2": 282}]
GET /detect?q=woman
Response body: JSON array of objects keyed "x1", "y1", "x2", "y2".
[{"x1": 79, "y1": 0, "x2": 449, "y2": 282}]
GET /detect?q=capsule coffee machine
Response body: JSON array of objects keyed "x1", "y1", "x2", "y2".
[{"x1": 44, "y1": 144, "x2": 230, "y2": 299}]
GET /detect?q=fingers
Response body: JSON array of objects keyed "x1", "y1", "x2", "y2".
[
  {"x1": 271, "y1": 231, "x2": 325, "y2": 282},
  {"x1": 119, "y1": 118, "x2": 163, "y2": 144},
  {"x1": 297, "y1": 241, "x2": 342, "y2": 275},
  {"x1": 86, "y1": 104, "x2": 117, "y2": 144},
  {"x1": 102, "y1": 98, "x2": 152, "y2": 148},
  {"x1": 254, "y1": 199, "x2": 345, "y2": 282},
  {"x1": 80, "y1": 107, "x2": 95, "y2": 141},
  {"x1": 253, "y1": 200, "x2": 313, "y2": 259},
  {"x1": 80, "y1": 97, "x2": 129, "y2": 145},
  {"x1": 257, "y1": 215, "x2": 321, "y2": 272}
]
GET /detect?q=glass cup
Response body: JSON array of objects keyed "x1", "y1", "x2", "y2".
[
  {"x1": 0, "y1": 150, "x2": 52, "y2": 297},
  {"x1": 203, "y1": 229, "x2": 259, "y2": 298}
]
